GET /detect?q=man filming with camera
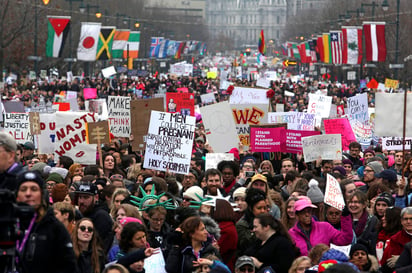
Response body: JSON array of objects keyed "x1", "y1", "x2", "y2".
[{"x1": 0, "y1": 132, "x2": 24, "y2": 191}]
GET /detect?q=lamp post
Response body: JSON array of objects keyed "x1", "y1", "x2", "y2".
[
  {"x1": 382, "y1": 0, "x2": 401, "y2": 79},
  {"x1": 359, "y1": 2, "x2": 378, "y2": 19},
  {"x1": 65, "y1": 0, "x2": 83, "y2": 71}
]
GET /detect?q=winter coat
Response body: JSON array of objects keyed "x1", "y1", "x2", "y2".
[
  {"x1": 76, "y1": 249, "x2": 105, "y2": 273},
  {"x1": 289, "y1": 215, "x2": 353, "y2": 256},
  {"x1": 356, "y1": 214, "x2": 379, "y2": 256},
  {"x1": 217, "y1": 221, "x2": 238, "y2": 272},
  {"x1": 236, "y1": 215, "x2": 256, "y2": 256},
  {"x1": 381, "y1": 229, "x2": 412, "y2": 273},
  {"x1": 0, "y1": 162, "x2": 23, "y2": 191}
]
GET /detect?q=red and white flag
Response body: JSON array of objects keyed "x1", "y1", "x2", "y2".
[
  {"x1": 77, "y1": 22, "x2": 101, "y2": 61},
  {"x1": 363, "y1": 22, "x2": 386, "y2": 62},
  {"x1": 330, "y1": 31, "x2": 343, "y2": 64},
  {"x1": 342, "y1": 26, "x2": 363, "y2": 64}
]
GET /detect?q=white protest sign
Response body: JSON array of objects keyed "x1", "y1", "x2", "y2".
[
  {"x1": 276, "y1": 104, "x2": 284, "y2": 112},
  {"x1": 330, "y1": 244, "x2": 351, "y2": 257},
  {"x1": 325, "y1": 174, "x2": 345, "y2": 210},
  {"x1": 85, "y1": 99, "x2": 108, "y2": 121},
  {"x1": 220, "y1": 80, "x2": 231, "y2": 90},
  {"x1": 264, "y1": 71, "x2": 278, "y2": 81},
  {"x1": 38, "y1": 113, "x2": 56, "y2": 154},
  {"x1": 382, "y1": 137, "x2": 412, "y2": 151},
  {"x1": 102, "y1": 66, "x2": 117, "y2": 78},
  {"x1": 200, "y1": 101, "x2": 239, "y2": 153},
  {"x1": 229, "y1": 86, "x2": 269, "y2": 104},
  {"x1": 268, "y1": 112, "x2": 315, "y2": 131},
  {"x1": 347, "y1": 93, "x2": 368, "y2": 123},
  {"x1": 107, "y1": 96, "x2": 130, "y2": 137},
  {"x1": 205, "y1": 153, "x2": 235, "y2": 170},
  {"x1": 66, "y1": 71, "x2": 73, "y2": 82},
  {"x1": 256, "y1": 78, "x2": 271, "y2": 88},
  {"x1": 200, "y1": 93, "x2": 216, "y2": 104},
  {"x1": 183, "y1": 64, "x2": 193, "y2": 76},
  {"x1": 66, "y1": 91, "x2": 78, "y2": 100},
  {"x1": 143, "y1": 111, "x2": 195, "y2": 175},
  {"x1": 170, "y1": 63, "x2": 185, "y2": 76},
  {"x1": 308, "y1": 93, "x2": 332, "y2": 127},
  {"x1": 143, "y1": 249, "x2": 166, "y2": 273},
  {"x1": 55, "y1": 112, "x2": 98, "y2": 164},
  {"x1": 301, "y1": 134, "x2": 342, "y2": 162},
  {"x1": 375, "y1": 93, "x2": 412, "y2": 137},
  {"x1": 4, "y1": 113, "x2": 32, "y2": 144}
]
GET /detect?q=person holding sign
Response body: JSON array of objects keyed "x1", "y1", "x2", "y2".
[{"x1": 289, "y1": 197, "x2": 353, "y2": 256}]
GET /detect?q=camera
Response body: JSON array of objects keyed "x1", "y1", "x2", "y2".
[{"x1": 245, "y1": 171, "x2": 255, "y2": 178}]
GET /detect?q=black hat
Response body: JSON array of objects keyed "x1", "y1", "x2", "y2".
[
  {"x1": 376, "y1": 192, "x2": 394, "y2": 206},
  {"x1": 17, "y1": 171, "x2": 44, "y2": 191},
  {"x1": 75, "y1": 182, "x2": 98, "y2": 195},
  {"x1": 350, "y1": 243, "x2": 369, "y2": 257},
  {"x1": 375, "y1": 169, "x2": 397, "y2": 183}
]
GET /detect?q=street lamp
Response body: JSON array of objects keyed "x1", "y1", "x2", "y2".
[
  {"x1": 345, "y1": 9, "x2": 361, "y2": 22},
  {"x1": 65, "y1": 0, "x2": 83, "y2": 71},
  {"x1": 382, "y1": 0, "x2": 401, "y2": 79},
  {"x1": 359, "y1": 2, "x2": 378, "y2": 19}
]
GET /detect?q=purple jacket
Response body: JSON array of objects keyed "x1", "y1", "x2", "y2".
[{"x1": 289, "y1": 215, "x2": 353, "y2": 256}]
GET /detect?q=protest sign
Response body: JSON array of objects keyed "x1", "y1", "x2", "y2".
[
  {"x1": 220, "y1": 80, "x2": 231, "y2": 91},
  {"x1": 29, "y1": 112, "x2": 41, "y2": 135},
  {"x1": 4, "y1": 113, "x2": 32, "y2": 144},
  {"x1": 382, "y1": 137, "x2": 412, "y2": 151},
  {"x1": 85, "y1": 99, "x2": 108, "y2": 120},
  {"x1": 83, "y1": 88, "x2": 97, "y2": 100},
  {"x1": 268, "y1": 112, "x2": 315, "y2": 131},
  {"x1": 375, "y1": 93, "x2": 412, "y2": 137},
  {"x1": 205, "y1": 153, "x2": 235, "y2": 170},
  {"x1": 256, "y1": 78, "x2": 271, "y2": 88},
  {"x1": 229, "y1": 87, "x2": 269, "y2": 105},
  {"x1": 231, "y1": 103, "x2": 268, "y2": 148},
  {"x1": 200, "y1": 93, "x2": 216, "y2": 104},
  {"x1": 107, "y1": 96, "x2": 131, "y2": 137},
  {"x1": 101, "y1": 66, "x2": 117, "y2": 78},
  {"x1": 144, "y1": 249, "x2": 166, "y2": 273},
  {"x1": 86, "y1": 121, "x2": 110, "y2": 144},
  {"x1": 38, "y1": 113, "x2": 56, "y2": 154},
  {"x1": 250, "y1": 126, "x2": 286, "y2": 152},
  {"x1": 301, "y1": 134, "x2": 342, "y2": 162},
  {"x1": 200, "y1": 101, "x2": 238, "y2": 153},
  {"x1": 176, "y1": 87, "x2": 189, "y2": 93},
  {"x1": 130, "y1": 98, "x2": 164, "y2": 150},
  {"x1": 276, "y1": 104, "x2": 284, "y2": 112},
  {"x1": 285, "y1": 130, "x2": 321, "y2": 154},
  {"x1": 347, "y1": 93, "x2": 368, "y2": 123},
  {"x1": 350, "y1": 119, "x2": 374, "y2": 149},
  {"x1": 66, "y1": 91, "x2": 77, "y2": 100},
  {"x1": 384, "y1": 78, "x2": 399, "y2": 89},
  {"x1": 143, "y1": 111, "x2": 195, "y2": 175},
  {"x1": 165, "y1": 92, "x2": 195, "y2": 116},
  {"x1": 325, "y1": 174, "x2": 345, "y2": 210},
  {"x1": 54, "y1": 112, "x2": 98, "y2": 164},
  {"x1": 323, "y1": 118, "x2": 356, "y2": 151},
  {"x1": 308, "y1": 93, "x2": 332, "y2": 127},
  {"x1": 3, "y1": 101, "x2": 24, "y2": 113}
]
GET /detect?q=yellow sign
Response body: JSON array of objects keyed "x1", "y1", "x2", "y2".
[
  {"x1": 384, "y1": 78, "x2": 399, "y2": 89},
  {"x1": 207, "y1": 71, "x2": 217, "y2": 79},
  {"x1": 283, "y1": 60, "x2": 297, "y2": 67}
]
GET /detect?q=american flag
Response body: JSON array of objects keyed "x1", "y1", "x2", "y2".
[
  {"x1": 330, "y1": 31, "x2": 343, "y2": 64},
  {"x1": 150, "y1": 37, "x2": 163, "y2": 57}
]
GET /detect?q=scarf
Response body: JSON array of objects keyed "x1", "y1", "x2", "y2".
[{"x1": 353, "y1": 210, "x2": 369, "y2": 238}]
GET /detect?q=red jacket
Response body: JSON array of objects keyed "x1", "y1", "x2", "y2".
[
  {"x1": 381, "y1": 229, "x2": 412, "y2": 266},
  {"x1": 218, "y1": 221, "x2": 238, "y2": 272}
]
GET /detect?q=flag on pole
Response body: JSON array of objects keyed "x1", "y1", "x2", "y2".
[
  {"x1": 291, "y1": 43, "x2": 300, "y2": 60},
  {"x1": 46, "y1": 16, "x2": 71, "y2": 58},
  {"x1": 157, "y1": 39, "x2": 169, "y2": 58},
  {"x1": 342, "y1": 26, "x2": 363, "y2": 64},
  {"x1": 322, "y1": 33, "x2": 331, "y2": 64},
  {"x1": 123, "y1": 31, "x2": 140, "y2": 59},
  {"x1": 150, "y1": 37, "x2": 163, "y2": 57},
  {"x1": 77, "y1": 22, "x2": 101, "y2": 61},
  {"x1": 258, "y1": 29, "x2": 266, "y2": 55},
  {"x1": 96, "y1": 26, "x2": 116, "y2": 60},
  {"x1": 363, "y1": 22, "x2": 386, "y2": 62},
  {"x1": 309, "y1": 39, "x2": 318, "y2": 62},
  {"x1": 316, "y1": 36, "x2": 324, "y2": 63},
  {"x1": 111, "y1": 30, "x2": 130, "y2": 59},
  {"x1": 174, "y1": 42, "x2": 184, "y2": 59},
  {"x1": 330, "y1": 30, "x2": 343, "y2": 64}
]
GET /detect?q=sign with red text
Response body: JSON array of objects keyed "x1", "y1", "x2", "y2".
[
  {"x1": 250, "y1": 127, "x2": 286, "y2": 152},
  {"x1": 308, "y1": 93, "x2": 332, "y2": 127},
  {"x1": 301, "y1": 134, "x2": 342, "y2": 162},
  {"x1": 285, "y1": 130, "x2": 321, "y2": 154},
  {"x1": 4, "y1": 113, "x2": 32, "y2": 144},
  {"x1": 39, "y1": 113, "x2": 56, "y2": 154},
  {"x1": 323, "y1": 118, "x2": 356, "y2": 151},
  {"x1": 166, "y1": 92, "x2": 195, "y2": 117},
  {"x1": 107, "y1": 96, "x2": 130, "y2": 137},
  {"x1": 55, "y1": 112, "x2": 98, "y2": 164},
  {"x1": 325, "y1": 174, "x2": 345, "y2": 210},
  {"x1": 229, "y1": 86, "x2": 269, "y2": 105}
]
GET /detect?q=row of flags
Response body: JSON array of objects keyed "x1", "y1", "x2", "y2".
[
  {"x1": 281, "y1": 22, "x2": 386, "y2": 65},
  {"x1": 45, "y1": 16, "x2": 206, "y2": 62}
]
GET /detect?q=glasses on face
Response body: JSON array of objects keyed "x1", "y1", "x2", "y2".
[
  {"x1": 79, "y1": 226, "x2": 94, "y2": 232},
  {"x1": 402, "y1": 217, "x2": 412, "y2": 222}
]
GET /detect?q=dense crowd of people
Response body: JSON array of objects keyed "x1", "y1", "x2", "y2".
[{"x1": 0, "y1": 73, "x2": 411, "y2": 273}]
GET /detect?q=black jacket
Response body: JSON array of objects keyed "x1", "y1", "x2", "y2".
[
  {"x1": 76, "y1": 249, "x2": 105, "y2": 273},
  {"x1": 83, "y1": 205, "x2": 114, "y2": 254},
  {"x1": 0, "y1": 162, "x2": 23, "y2": 192},
  {"x1": 18, "y1": 208, "x2": 78, "y2": 273}
]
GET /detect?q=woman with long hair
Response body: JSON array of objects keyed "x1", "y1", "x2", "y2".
[
  {"x1": 110, "y1": 188, "x2": 130, "y2": 219},
  {"x1": 102, "y1": 153, "x2": 126, "y2": 178},
  {"x1": 259, "y1": 160, "x2": 275, "y2": 177},
  {"x1": 281, "y1": 197, "x2": 299, "y2": 230},
  {"x1": 71, "y1": 218, "x2": 105, "y2": 273},
  {"x1": 288, "y1": 256, "x2": 312, "y2": 273},
  {"x1": 376, "y1": 207, "x2": 402, "y2": 264}
]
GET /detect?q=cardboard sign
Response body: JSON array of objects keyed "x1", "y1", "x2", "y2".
[
  {"x1": 165, "y1": 92, "x2": 195, "y2": 116},
  {"x1": 347, "y1": 93, "x2": 368, "y2": 123},
  {"x1": 325, "y1": 174, "x2": 345, "y2": 210},
  {"x1": 250, "y1": 126, "x2": 286, "y2": 152},
  {"x1": 4, "y1": 113, "x2": 32, "y2": 144},
  {"x1": 285, "y1": 130, "x2": 321, "y2": 154},
  {"x1": 200, "y1": 101, "x2": 239, "y2": 153},
  {"x1": 107, "y1": 96, "x2": 131, "y2": 137},
  {"x1": 268, "y1": 112, "x2": 315, "y2": 131},
  {"x1": 83, "y1": 88, "x2": 97, "y2": 100},
  {"x1": 229, "y1": 87, "x2": 269, "y2": 105},
  {"x1": 54, "y1": 112, "x2": 97, "y2": 164},
  {"x1": 308, "y1": 93, "x2": 332, "y2": 127},
  {"x1": 323, "y1": 118, "x2": 356, "y2": 151},
  {"x1": 382, "y1": 137, "x2": 412, "y2": 151},
  {"x1": 205, "y1": 153, "x2": 235, "y2": 170},
  {"x1": 29, "y1": 112, "x2": 41, "y2": 135},
  {"x1": 301, "y1": 134, "x2": 342, "y2": 162},
  {"x1": 86, "y1": 121, "x2": 110, "y2": 144},
  {"x1": 130, "y1": 98, "x2": 164, "y2": 150},
  {"x1": 143, "y1": 111, "x2": 195, "y2": 175}
]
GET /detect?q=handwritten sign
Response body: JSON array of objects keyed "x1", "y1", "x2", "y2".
[
  {"x1": 83, "y1": 87, "x2": 97, "y2": 100},
  {"x1": 107, "y1": 96, "x2": 131, "y2": 137},
  {"x1": 268, "y1": 112, "x2": 315, "y2": 131},
  {"x1": 143, "y1": 111, "x2": 195, "y2": 175},
  {"x1": 347, "y1": 93, "x2": 368, "y2": 123},
  {"x1": 308, "y1": 93, "x2": 332, "y2": 127},
  {"x1": 382, "y1": 137, "x2": 412, "y2": 151},
  {"x1": 38, "y1": 113, "x2": 56, "y2": 154},
  {"x1": 323, "y1": 118, "x2": 356, "y2": 151},
  {"x1": 144, "y1": 249, "x2": 167, "y2": 273},
  {"x1": 301, "y1": 134, "x2": 342, "y2": 162},
  {"x1": 200, "y1": 93, "x2": 216, "y2": 104},
  {"x1": 4, "y1": 113, "x2": 32, "y2": 144},
  {"x1": 384, "y1": 78, "x2": 399, "y2": 89},
  {"x1": 205, "y1": 153, "x2": 235, "y2": 170},
  {"x1": 285, "y1": 130, "x2": 321, "y2": 154},
  {"x1": 250, "y1": 127, "x2": 286, "y2": 152},
  {"x1": 325, "y1": 174, "x2": 345, "y2": 210},
  {"x1": 229, "y1": 87, "x2": 269, "y2": 105},
  {"x1": 166, "y1": 92, "x2": 195, "y2": 116}
]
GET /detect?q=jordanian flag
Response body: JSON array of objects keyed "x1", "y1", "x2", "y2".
[
  {"x1": 96, "y1": 26, "x2": 116, "y2": 60},
  {"x1": 46, "y1": 16, "x2": 71, "y2": 58}
]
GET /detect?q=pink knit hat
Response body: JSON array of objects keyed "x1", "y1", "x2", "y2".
[{"x1": 119, "y1": 217, "x2": 142, "y2": 228}]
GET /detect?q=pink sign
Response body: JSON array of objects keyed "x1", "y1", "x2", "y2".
[
  {"x1": 323, "y1": 118, "x2": 356, "y2": 151},
  {"x1": 250, "y1": 127, "x2": 286, "y2": 152},
  {"x1": 176, "y1": 87, "x2": 189, "y2": 93},
  {"x1": 285, "y1": 130, "x2": 321, "y2": 154},
  {"x1": 83, "y1": 88, "x2": 97, "y2": 100}
]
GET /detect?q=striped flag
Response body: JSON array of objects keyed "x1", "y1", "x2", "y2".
[
  {"x1": 342, "y1": 26, "x2": 363, "y2": 64},
  {"x1": 111, "y1": 30, "x2": 130, "y2": 59},
  {"x1": 309, "y1": 40, "x2": 317, "y2": 62},
  {"x1": 330, "y1": 31, "x2": 343, "y2": 64},
  {"x1": 291, "y1": 43, "x2": 300, "y2": 60},
  {"x1": 322, "y1": 33, "x2": 331, "y2": 64},
  {"x1": 157, "y1": 39, "x2": 169, "y2": 58},
  {"x1": 123, "y1": 31, "x2": 140, "y2": 59},
  {"x1": 258, "y1": 29, "x2": 266, "y2": 55},
  {"x1": 77, "y1": 22, "x2": 101, "y2": 61},
  {"x1": 96, "y1": 26, "x2": 116, "y2": 60},
  {"x1": 150, "y1": 37, "x2": 163, "y2": 57},
  {"x1": 363, "y1": 22, "x2": 386, "y2": 62},
  {"x1": 46, "y1": 16, "x2": 71, "y2": 58},
  {"x1": 317, "y1": 36, "x2": 324, "y2": 63},
  {"x1": 174, "y1": 42, "x2": 184, "y2": 59},
  {"x1": 166, "y1": 40, "x2": 177, "y2": 57}
]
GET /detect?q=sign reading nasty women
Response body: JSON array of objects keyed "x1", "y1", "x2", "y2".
[
  {"x1": 143, "y1": 111, "x2": 195, "y2": 175},
  {"x1": 107, "y1": 96, "x2": 131, "y2": 137}
]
